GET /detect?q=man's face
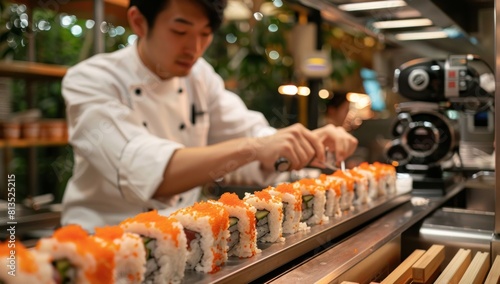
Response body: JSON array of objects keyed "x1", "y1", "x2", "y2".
[{"x1": 140, "y1": 0, "x2": 214, "y2": 79}]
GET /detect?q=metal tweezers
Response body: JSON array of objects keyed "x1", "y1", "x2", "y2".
[{"x1": 322, "y1": 160, "x2": 346, "y2": 172}]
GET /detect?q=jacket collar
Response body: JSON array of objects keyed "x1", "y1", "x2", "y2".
[{"x1": 125, "y1": 41, "x2": 182, "y2": 95}]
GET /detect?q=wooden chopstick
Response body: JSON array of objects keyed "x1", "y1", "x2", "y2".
[
  {"x1": 381, "y1": 249, "x2": 426, "y2": 284},
  {"x1": 484, "y1": 255, "x2": 500, "y2": 284},
  {"x1": 459, "y1": 251, "x2": 490, "y2": 284},
  {"x1": 434, "y1": 248, "x2": 471, "y2": 284},
  {"x1": 412, "y1": 244, "x2": 445, "y2": 283}
]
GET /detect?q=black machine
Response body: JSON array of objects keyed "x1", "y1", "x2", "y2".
[{"x1": 385, "y1": 55, "x2": 495, "y2": 191}]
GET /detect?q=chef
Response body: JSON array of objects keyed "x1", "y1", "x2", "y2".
[{"x1": 60, "y1": 0, "x2": 358, "y2": 232}]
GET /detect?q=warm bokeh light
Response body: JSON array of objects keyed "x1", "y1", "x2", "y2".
[
  {"x1": 318, "y1": 89, "x2": 330, "y2": 99},
  {"x1": 297, "y1": 86, "x2": 310, "y2": 96},
  {"x1": 347, "y1": 92, "x2": 372, "y2": 109},
  {"x1": 363, "y1": 37, "x2": 376, "y2": 47},
  {"x1": 278, "y1": 85, "x2": 298, "y2": 95}
]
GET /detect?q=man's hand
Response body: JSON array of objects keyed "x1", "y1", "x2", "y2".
[
  {"x1": 253, "y1": 123, "x2": 325, "y2": 172},
  {"x1": 312, "y1": 124, "x2": 358, "y2": 163}
]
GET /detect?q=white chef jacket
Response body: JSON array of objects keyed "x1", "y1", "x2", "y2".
[{"x1": 61, "y1": 43, "x2": 276, "y2": 232}]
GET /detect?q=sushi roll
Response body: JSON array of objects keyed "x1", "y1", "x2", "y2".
[
  {"x1": 293, "y1": 178, "x2": 329, "y2": 225},
  {"x1": 374, "y1": 162, "x2": 397, "y2": 195},
  {"x1": 352, "y1": 166, "x2": 378, "y2": 200},
  {"x1": 211, "y1": 192, "x2": 261, "y2": 258},
  {"x1": 266, "y1": 183, "x2": 308, "y2": 234},
  {"x1": 0, "y1": 241, "x2": 54, "y2": 284},
  {"x1": 348, "y1": 168, "x2": 372, "y2": 204},
  {"x1": 36, "y1": 224, "x2": 114, "y2": 284},
  {"x1": 92, "y1": 226, "x2": 146, "y2": 284},
  {"x1": 317, "y1": 174, "x2": 342, "y2": 218},
  {"x1": 358, "y1": 162, "x2": 386, "y2": 197},
  {"x1": 331, "y1": 171, "x2": 355, "y2": 211},
  {"x1": 120, "y1": 210, "x2": 187, "y2": 283},
  {"x1": 244, "y1": 190, "x2": 285, "y2": 243},
  {"x1": 345, "y1": 169, "x2": 370, "y2": 204},
  {"x1": 170, "y1": 201, "x2": 229, "y2": 273}
]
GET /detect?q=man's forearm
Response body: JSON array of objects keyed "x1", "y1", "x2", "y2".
[{"x1": 154, "y1": 137, "x2": 260, "y2": 198}]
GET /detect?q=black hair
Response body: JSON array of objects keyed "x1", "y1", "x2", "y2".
[
  {"x1": 327, "y1": 90, "x2": 349, "y2": 109},
  {"x1": 129, "y1": 0, "x2": 228, "y2": 31}
]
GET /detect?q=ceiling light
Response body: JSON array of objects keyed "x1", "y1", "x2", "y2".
[
  {"x1": 372, "y1": 18, "x2": 433, "y2": 29},
  {"x1": 395, "y1": 30, "x2": 448, "y2": 41},
  {"x1": 338, "y1": 1, "x2": 406, "y2": 12}
]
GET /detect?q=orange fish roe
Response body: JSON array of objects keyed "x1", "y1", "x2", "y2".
[
  {"x1": 349, "y1": 169, "x2": 365, "y2": 180},
  {"x1": 253, "y1": 190, "x2": 273, "y2": 202},
  {"x1": 120, "y1": 210, "x2": 182, "y2": 247},
  {"x1": 210, "y1": 249, "x2": 224, "y2": 273},
  {"x1": 40, "y1": 225, "x2": 89, "y2": 258},
  {"x1": 318, "y1": 174, "x2": 331, "y2": 183},
  {"x1": 274, "y1": 183, "x2": 302, "y2": 211},
  {"x1": 297, "y1": 179, "x2": 326, "y2": 195},
  {"x1": 329, "y1": 179, "x2": 343, "y2": 196},
  {"x1": 93, "y1": 227, "x2": 143, "y2": 283},
  {"x1": 333, "y1": 171, "x2": 355, "y2": 192},
  {"x1": 52, "y1": 224, "x2": 88, "y2": 243},
  {"x1": 373, "y1": 162, "x2": 396, "y2": 174},
  {"x1": 94, "y1": 226, "x2": 124, "y2": 241},
  {"x1": 317, "y1": 175, "x2": 339, "y2": 196},
  {"x1": 85, "y1": 239, "x2": 115, "y2": 284},
  {"x1": 218, "y1": 193, "x2": 257, "y2": 240},
  {"x1": 299, "y1": 178, "x2": 326, "y2": 192},
  {"x1": 0, "y1": 242, "x2": 37, "y2": 273},
  {"x1": 297, "y1": 178, "x2": 317, "y2": 187},
  {"x1": 178, "y1": 202, "x2": 229, "y2": 238},
  {"x1": 41, "y1": 224, "x2": 114, "y2": 284},
  {"x1": 0, "y1": 242, "x2": 11, "y2": 256},
  {"x1": 357, "y1": 163, "x2": 379, "y2": 179},
  {"x1": 274, "y1": 183, "x2": 294, "y2": 194},
  {"x1": 219, "y1": 192, "x2": 247, "y2": 208}
]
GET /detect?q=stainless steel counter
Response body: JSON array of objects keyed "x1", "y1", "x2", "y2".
[
  {"x1": 0, "y1": 206, "x2": 60, "y2": 238},
  {"x1": 267, "y1": 183, "x2": 465, "y2": 283},
  {"x1": 183, "y1": 192, "x2": 412, "y2": 284}
]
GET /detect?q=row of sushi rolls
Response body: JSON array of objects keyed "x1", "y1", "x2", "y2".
[{"x1": 1, "y1": 162, "x2": 397, "y2": 284}]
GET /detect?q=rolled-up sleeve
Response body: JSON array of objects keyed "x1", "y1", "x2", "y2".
[{"x1": 118, "y1": 134, "x2": 183, "y2": 202}]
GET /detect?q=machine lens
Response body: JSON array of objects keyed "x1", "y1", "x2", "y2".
[
  {"x1": 387, "y1": 144, "x2": 409, "y2": 161},
  {"x1": 407, "y1": 126, "x2": 436, "y2": 152}
]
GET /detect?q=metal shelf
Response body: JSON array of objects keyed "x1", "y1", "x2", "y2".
[
  {"x1": 12, "y1": 0, "x2": 129, "y2": 26},
  {"x1": 0, "y1": 139, "x2": 67, "y2": 148},
  {"x1": 0, "y1": 61, "x2": 67, "y2": 80}
]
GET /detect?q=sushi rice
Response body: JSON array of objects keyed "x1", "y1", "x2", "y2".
[
  {"x1": 0, "y1": 241, "x2": 54, "y2": 284},
  {"x1": 211, "y1": 192, "x2": 261, "y2": 258},
  {"x1": 267, "y1": 183, "x2": 308, "y2": 234},
  {"x1": 293, "y1": 179, "x2": 329, "y2": 225},
  {"x1": 36, "y1": 224, "x2": 114, "y2": 284},
  {"x1": 171, "y1": 201, "x2": 229, "y2": 273},
  {"x1": 348, "y1": 169, "x2": 370, "y2": 204},
  {"x1": 315, "y1": 175, "x2": 342, "y2": 218},
  {"x1": 120, "y1": 210, "x2": 187, "y2": 283},
  {"x1": 92, "y1": 226, "x2": 146, "y2": 284},
  {"x1": 244, "y1": 190, "x2": 285, "y2": 243}
]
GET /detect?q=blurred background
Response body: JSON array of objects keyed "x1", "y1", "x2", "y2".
[{"x1": 0, "y1": 0, "x2": 495, "y2": 204}]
